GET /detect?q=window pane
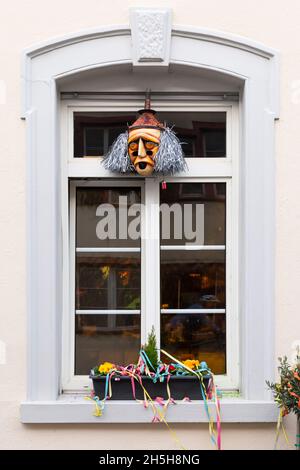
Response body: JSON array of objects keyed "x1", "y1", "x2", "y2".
[
  {"x1": 108, "y1": 127, "x2": 125, "y2": 145},
  {"x1": 160, "y1": 181, "x2": 227, "y2": 375},
  {"x1": 76, "y1": 187, "x2": 141, "y2": 248},
  {"x1": 84, "y1": 128, "x2": 104, "y2": 156},
  {"x1": 163, "y1": 111, "x2": 226, "y2": 158},
  {"x1": 161, "y1": 250, "x2": 225, "y2": 309},
  {"x1": 74, "y1": 111, "x2": 226, "y2": 158},
  {"x1": 203, "y1": 130, "x2": 226, "y2": 158},
  {"x1": 74, "y1": 112, "x2": 134, "y2": 158},
  {"x1": 75, "y1": 314, "x2": 140, "y2": 374},
  {"x1": 74, "y1": 185, "x2": 142, "y2": 376},
  {"x1": 160, "y1": 183, "x2": 226, "y2": 245},
  {"x1": 76, "y1": 252, "x2": 141, "y2": 310},
  {"x1": 161, "y1": 314, "x2": 226, "y2": 374}
]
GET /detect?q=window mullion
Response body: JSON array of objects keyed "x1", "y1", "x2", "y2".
[{"x1": 142, "y1": 179, "x2": 161, "y2": 350}]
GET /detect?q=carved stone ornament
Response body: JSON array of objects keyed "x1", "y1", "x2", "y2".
[{"x1": 130, "y1": 8, "x2": 172, "y2": 66}]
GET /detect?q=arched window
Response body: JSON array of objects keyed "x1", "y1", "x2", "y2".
[{"x1": 21, "y1": 12, "x2": 279, "y2": 422}]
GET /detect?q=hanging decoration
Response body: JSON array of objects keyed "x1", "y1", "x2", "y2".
[{"x1": 102, "y1": 91, "x2": 187, "y2": 176}]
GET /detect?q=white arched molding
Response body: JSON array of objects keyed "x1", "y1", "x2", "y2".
[{"x1": 21, "y1": 21, "x2": 279, "y2": 423}]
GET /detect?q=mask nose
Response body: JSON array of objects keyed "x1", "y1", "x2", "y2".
[{"x1": 138, "y1": 138, "x2": 147, "y2": 157}]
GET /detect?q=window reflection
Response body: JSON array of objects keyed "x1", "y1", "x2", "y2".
[
  {"x1": 161, "y1": 314, "x2": 226, "y2": 374},
  {"x1": 74, "y1": 113, "x2": 134, "y2": 158},
  {"x1": 161, "y1": 250, "x2": 225, "y2": 309},
  {"x1": 75, "y1": 186, "x2": 141, "y2": 375},
  {"x1": 76, "y1": 253, "x2": 141, "y2": 310},
  {"x1": 76, "y1": 187, "x2": 141, "y2": 248},
  {"x1": 160, "y1": 183, "x2": 226, "y2": 245},
  {"x1": 160, "y1": 182, "x2": 226, "y2": 375},
  {"x1": 74, "y1": 112, "x2": 226, "y2": 158},
  {"x1": 75, "y1": 314, "x2": 140, "y2": 375}
]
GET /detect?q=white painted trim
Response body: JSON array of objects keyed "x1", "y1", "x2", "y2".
[
  {"x1": 22, "y1": 20, "x2": 279, "y2": 420},
  {"x1": 172, "y1": 26, "x2": 277, "y2": 58},
  {"x1": 75, "y1": 310, "x2": 140, "y2": 315},
  {"x1": 143, "y1": 178, "x2": 161, "y2": 350},
  {"x1": 161, "y1": 245, "x2": 225, "y2": 251},
  {"x1": 20, "y1": 398, "x2": 278, "y2": 423},
  {"x1": 67, "y1": 159, "x2": 233, "y2": 179},
  {"x1": 161, "y1": 309, "x2": 225, "y2": 314},
  {"x1": 22, "y1": 24, "x2": 278, "y2": 62},
  {"x1": 171, "y1": 26, "x2": 279, "y2": 119},
  {"x1": 62, "y1": 183, "x2": 76, "y2": 391},
  {"x1": 76, "y1": 247, "x2": 141, "y2": 253}
]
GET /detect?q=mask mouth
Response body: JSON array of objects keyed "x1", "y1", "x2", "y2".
[
  {"x1": 132, "y1": 156, "x2": 155, "y2": 175},
  {"x1": 134, "y1": 160, "x2": 155, "y2": 176},
  {"x1": 138, "y1": 162, "x2": 147, "y2": 170}
]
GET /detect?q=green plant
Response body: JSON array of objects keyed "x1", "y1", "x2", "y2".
[
  {"x1": 143, "y1": 326, "x2": 158, "y2": 371},
  {"x1": 266, "y1": 345, "x2": 300, "y2": 450},
  {"x1": 266, "y1": 356, "x2": 300, "y2": 417}
]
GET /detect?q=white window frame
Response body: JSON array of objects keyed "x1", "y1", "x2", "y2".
[
  {"x1": 21, "y1": 22, "x2": 279, "y2": 423},
  {"x1": 61, "y1": 100, "x2": 239, "y2": 393}
]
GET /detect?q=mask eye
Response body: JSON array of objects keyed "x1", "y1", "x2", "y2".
[
  {"x1": 145, "y1": 141, "x2": 158, "y2": 150},
  {"x1": 129, "y1": 142, "x2": 138, "y2": 150}
]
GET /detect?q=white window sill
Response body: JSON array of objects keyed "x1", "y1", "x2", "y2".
[{"x1": 20, "y1": 396, "x2": 278, "y2": 423}]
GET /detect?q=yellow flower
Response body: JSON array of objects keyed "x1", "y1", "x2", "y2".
[
  {"x1": 182, "y1": 359, "x2": 200, "y2": 370},
  {"x1": 98, "y1": 362, "x2": 115, "y2": 375}
]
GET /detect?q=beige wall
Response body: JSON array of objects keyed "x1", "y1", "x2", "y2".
[{"x1": 0, "y1": 0, "x2": 299, "y2": 450}]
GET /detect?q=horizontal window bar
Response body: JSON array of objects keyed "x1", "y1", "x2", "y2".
[
  {"x1": 62, "y1": 91, "x2": 239, "y2": 100},
  {"x1": 75, "y1": 309, "x2": 140, "y2": 315},
  {"x1": 161, "y1": 309, "x2": 225, "y2": 314},
  {"x1": 160, "y1": 245, "x2": 225, "y2": 251},
  {"x1": 76, "y1": 247, "x2": 140, "y2": 253}
]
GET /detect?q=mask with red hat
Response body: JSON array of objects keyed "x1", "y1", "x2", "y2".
[{"x1": 103, "y1": 91, "x2": 187, "y2": 176}]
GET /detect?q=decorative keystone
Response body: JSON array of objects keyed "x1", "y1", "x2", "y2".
[{"x1": 130, "y1": 8, "x2": 172, "y2": 66}]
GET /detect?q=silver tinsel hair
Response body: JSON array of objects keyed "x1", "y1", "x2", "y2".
[
  {"x1": 102, "y1": 127, "x2": 187, "y2": 175},
  {"x1": 154, "y1": 127, "x2": 187, "y2": 175},
  {"x1": 102, "y1": 131, "x2": 133, "y2": 173}
]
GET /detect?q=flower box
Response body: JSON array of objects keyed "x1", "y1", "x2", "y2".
[{"x1": 90, "y1": 374, "x2": 210, "y2": 401}]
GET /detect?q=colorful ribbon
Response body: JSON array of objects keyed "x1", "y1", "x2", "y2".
[
  {"x1": 160, "y1": 349, "x2": 221, "y2": 450},
  {"x1": 88, "y1": 349, "x2": 221, "y2": 450},
  {"x1": 274, "y1": 408, "x2": 291, "y2": 449}
]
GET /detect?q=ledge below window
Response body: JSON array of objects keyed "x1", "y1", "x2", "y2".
[{"x1": 20, "y1": 396, "x2": 278, "y2": 423}]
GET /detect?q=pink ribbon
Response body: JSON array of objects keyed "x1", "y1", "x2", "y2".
[{"x1": 154, "y1": 396, "x2": 165, "y2": 406}]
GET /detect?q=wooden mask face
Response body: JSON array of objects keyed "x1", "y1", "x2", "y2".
[{"x1": 128, "y1": 128, "x2": 161, "y2": 176}]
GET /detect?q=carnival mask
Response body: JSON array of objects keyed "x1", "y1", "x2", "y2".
[
  {"x1": 128, "y1": 128, "x2": 160, "y2": 176},
  {"x1": 103, "y1": 92, "x2": 186, "y2": 176}
]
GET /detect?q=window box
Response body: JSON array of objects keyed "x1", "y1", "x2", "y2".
[{"x1": 90, "y1": 374, "x2": 210, "y2": 401}]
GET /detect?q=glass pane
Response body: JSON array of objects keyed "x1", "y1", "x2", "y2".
[
  {"x1": 76, "y1": 252, "x2": 141, "y2": 310},
  {"x1": 74, "y1": 185, "x2": 142, "y2": 376},
  {"x1": 203, "y1": 130, "x2": 226, "y2": 158},
  {"x1": 161, "y1": 314, "x2": 226, "y2": 374},
  {"x1": 76, "y1": 187, "x2": 141, "y2": 248},
  {"x1": 84, "y1": 128, "x2": 104, "y2": 156},
  {"x1": 74, "y1": 111, "x2": 226, "y2": 158},
  {"x1": 162, "y1": 111, "x2": 226, "y2": 158},
  {"x1": 75, "y1": 314, "x2": 140, "y2": 374},
  {"x1": 74, "y1": 112, "x2": 135, "y2": 158},
  {"x1": 161, "y1": 250, "x2": 225, "y2": 309},
  {"x1": 160, "y1": 183, "x2": 226, "y2": 245},
  {"x1": 108, "y1": 127, "x2": 125, "y2": 145}
]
